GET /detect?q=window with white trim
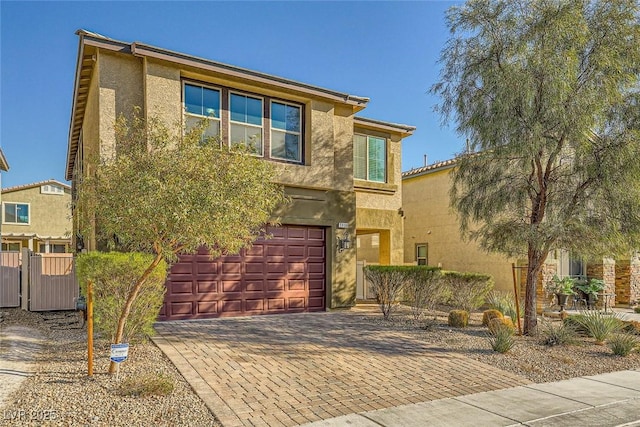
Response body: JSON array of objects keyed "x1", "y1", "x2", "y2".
[
  {"x1": 354, "y1": 134, "x2": 386, "y2": 182},
  {"x1": 416, "y1": 244, "x2": 428, "y2": 265},
  {"x1": 271, "y1": 101, "x2": 301, "y2": 162},
  {"x1": 41, "y1": 184, "x2": 65, "y2": 195},
  {"x1": 3, "y1": 203, "x2": 29, "y2": 225},
  {"x1": 184, "y1": 82, "x2": 221, "y2": 141},
  {"x1": 230, "y1": 92, "x2": 263, "y2": 155}
]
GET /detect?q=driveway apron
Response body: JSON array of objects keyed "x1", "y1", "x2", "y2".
[{"x1": 153, "y1": 311, "x2": 529, "y2": 427}]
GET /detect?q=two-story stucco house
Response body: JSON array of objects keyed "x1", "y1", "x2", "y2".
[
  {"x1": 2, "y1": 180, "x2": 72, "y2": 253},
  {"x1": 65, "y1": 30, "x2": 414, "y2": 320}
]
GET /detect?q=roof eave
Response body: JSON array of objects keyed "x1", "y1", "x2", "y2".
[
  {"x1": 354, "y1": 116, "x2": 416, "y2": 136},
  {"x1": 0, "y1": 148, "x2": 9, "y2": 171}
]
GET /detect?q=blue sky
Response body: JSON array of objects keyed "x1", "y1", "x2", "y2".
[{"x1": 1, "y1": 0, "x2": 462, "y2": 189}]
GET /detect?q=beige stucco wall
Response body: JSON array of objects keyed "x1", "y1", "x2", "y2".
[
  {"x1": 2, "y1": 186, "x2": 72, "y2": 240},
  {"x1": 402, "y1": 167, "x2": 515, "y2": 292},
  {"x1": 82, "y1": 48, "x2": 370, "y2": 309}
]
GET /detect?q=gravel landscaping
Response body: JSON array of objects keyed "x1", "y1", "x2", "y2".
[
  {"x1": 355, "y1": 304, "x2": 640, "y2": 383},
  {"x1": 1, "y1": 305, "x2": 640, "y2": 426},
  {"x1": 0, "y1": 309, "x2": 220, "y2": 427}
]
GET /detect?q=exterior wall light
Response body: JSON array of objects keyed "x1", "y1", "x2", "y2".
[{"x1": 337, "y1": 231, "x2": 351, "y2": 253}]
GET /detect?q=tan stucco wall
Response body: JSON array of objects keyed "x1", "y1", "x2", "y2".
[
  {"x1": 356, "y1": 208, "x2": 403, "y2": 265},
  {"x1": 402, "y1": 168, "x2": 515, "y2": 292},
  {"x1": 98, "y1": 51, "x2": 144, "y2": 159},
  {"x1": 82, "y1": 49, "x2": 373, "y2": 309},
  {"x1": 2, "y1": 186, "x2": 72, "y2": 240}
]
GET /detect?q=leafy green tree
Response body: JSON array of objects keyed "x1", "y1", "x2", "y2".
[
  {"x1": 432, "y1": 0, "x2": 640, "y2": 334},
  {"x1": 77, "y1": 110, "x2": 287, "y2": 372}
]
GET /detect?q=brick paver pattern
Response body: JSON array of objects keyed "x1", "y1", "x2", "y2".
[{"x1": 153, "y1": 310, "x2": 530, "y2": 427}]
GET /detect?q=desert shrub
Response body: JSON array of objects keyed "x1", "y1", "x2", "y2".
[
  {"x1": 486, "y1": 291, "x2": 519, "y2": 322},
  {"x1": 563, "y1": 315, "x2": 590, "y2": 336},
  {"x1": 488, "y1": 317, "x2": 515, "y2": 335},
  {"x1": 76, "y1": 252, "x2": 168, "y2": 342},
  {"x1": 487, "y1": 323, "x2": 516, "y2": 353},
  {"x1": 623, "y1": 320, "x2": 640, "y2": 335},
  {"x1": 448, "y1": 309, "x2": 469, "y2": 328},
  {"x1": 119, "y1": 373, "x2": 175, "y2": 397},
  {"x1": 402, "y1": 266, "x2": 445, "y2": 322},
  {"x1": 539, "y1": 320, "x2": 578, "y2": 346},
  {"x1": 573, "y1": 311, "x2": 624, "y2": 345},
  {"x1": 364, "y1": 266, "x2": 410, "y2": 320},
  {"x1": 482, "y1": 309, "x2": 504, "y2": 326},
  {"x1": 608, "y1": 333, "x2": 638, "y2": 356},
  {"x1": 443, "y1": 271, "x2": 494, "y2": 312},
  {"x1": 635, "y1": 306, "x2": 640, "y2": 314}
]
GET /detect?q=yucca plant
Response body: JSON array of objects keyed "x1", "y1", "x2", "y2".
[
  {"x1": 539, "y1": 319, "x2": 577, "y2": 346},
  {"x1": 486, "y1": 291, "x2": 519, "y2": 323},
  {"x1": 573, "y1": 311, "x2": 624, "y2": 345},
  {"x1": 608, "y1": 333, "x2": 639, "y2": 356},
  {"x1": 487, "y1": 323, "x2": 516, "y2": 353}
]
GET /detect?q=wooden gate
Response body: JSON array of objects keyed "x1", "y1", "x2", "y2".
[
  {"x1": 0, "y1": 251, "x2": 21, "y2": 308},
  {"x1": 28, "y1": 254, "x2": 78, "y2": 311}
]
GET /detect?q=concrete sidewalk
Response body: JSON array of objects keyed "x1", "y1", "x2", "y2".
[
  {"x1": 303, "y1": 369, "x2": 640, "y2": 427},
  {"x1": 0, "y1": 325, "x2": 44, "y2": 406}
]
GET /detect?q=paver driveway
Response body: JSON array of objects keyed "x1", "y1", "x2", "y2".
[{"x1": 153, "y1": 309, "x2": 530, "y2": 427}]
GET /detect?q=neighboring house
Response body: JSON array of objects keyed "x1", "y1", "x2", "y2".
[
  {"x1": 1, "y1": 180, "x2": 72, "y2": 253},
  {"x1": 65, "y1": 30, "x2": 414, "y2": 320},
  {"x1": 402, "y1": 158, "x2": 635, "y2": 309},
  {"x1": 0, "y1": 148, "x2": 8, "y2": 215}
]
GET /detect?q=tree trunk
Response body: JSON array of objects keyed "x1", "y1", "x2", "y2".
[
  {"x1": 523, "y1": 246, "x2": 545, "y2": 335},
  {"x1": 108, "y1": 253, "x2": 164, "y2": 374}
]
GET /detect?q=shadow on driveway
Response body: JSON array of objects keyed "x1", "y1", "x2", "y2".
[{"x1": 153, "y1": 310, "x2": 529, "y2": 427}]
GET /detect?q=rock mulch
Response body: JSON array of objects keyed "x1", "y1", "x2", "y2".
[
  {"x1": 2, "y1": 305, "x2": 640, "y2": 426},
  {"x1": 355, "y1": 305, "x2": 640, "y2": 384},
  {"x1": 0, "y1": 308, "x2": 219, "y2": 427}
]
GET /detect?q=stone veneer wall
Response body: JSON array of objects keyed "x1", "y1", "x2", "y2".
[
  {"x1": 587, "y1": 258, "x2": 616, "y2": 307},
  {"x1": 615, "y1": 260, "x2": 631, "y2": 305},
  {"x1": 518, "y1": 261, "x2": 558, "y2": 314},
  {"x1": 632, "y1": 258, "x2": 640, "y2": 306}
]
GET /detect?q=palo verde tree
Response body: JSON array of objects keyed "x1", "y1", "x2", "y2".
[
  {"x1": 77, "y1": 109, "x2": 287, "y2": 372},
  {"x1": 432, "y1": 0, "x2": 640, "y2": 334}
]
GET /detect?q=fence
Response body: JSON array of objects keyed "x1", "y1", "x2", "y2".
[
  {"x1": 0, "y1": 250, "x2": 79, "y2": 311},
  {"x1": 28, "y1": 253, "x2": 78, "y2": 311},
  {"x1": 0, "y1": 251, "x2": 21, "y2": 308}
]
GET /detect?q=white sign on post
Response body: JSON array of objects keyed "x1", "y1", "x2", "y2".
[{"x1": 110, "y1": 343, "x2": 129, "y2": 363}]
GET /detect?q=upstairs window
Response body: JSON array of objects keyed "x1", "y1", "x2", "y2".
[
  {"x1": 184, "y1": 83, "x2": 221, "y2": 141},
  {"x1": 230, "y1": 93, "x2": 263, "y2": 155},
  {"x1": 41, "y1": 184, "x2": 65, "y2": 195},
  {"x1": 3, "y1": 203, "x2": 29, "y2": 225},
  {"x1": 354, "y1": 134, "x2": 386, "y2": 182},
  {"x1": 271, "y1": 101, "x2": 302, "y2": 162}
]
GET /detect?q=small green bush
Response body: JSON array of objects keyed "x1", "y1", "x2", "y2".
[
  {"x1": 443, "y1": 271, "x2": 494, "y2": 312},
  {"x1": 119, "y1": 373, "x2": 175, "y2": 397},
  {"x1": 482, "y1": 309, "x2": 503, "y2": 326},
  {"x1": 634, "y1": 306, "x2": 640, "y2": 314},
  {"x1": 402, "y1": 266, "x2": 445, "y2": 322},
  {"x1": 448, "y1": 309, "x2": 469, "y2": 328},
  {"x1": 608, "y1": 333, "x2": 638, "y2": 356},
  {"x1": 539, "y1": 320, "x2": 578, "y2": 346},
  {"x1": 563, "y1": 315, "x2": 590, "y2": 336},
  {"x1": 76, "y1": 252, "x2": 168, "y2": 342},
  {"x1": 363, "y1": 265, "x2": 411, "y2": 320},
  {"x1": 573, "y1": 311, "x2": 624, "y2": 345},
  {"x1": 487, "y1": 324, "x2": 516, "y2": 353}
]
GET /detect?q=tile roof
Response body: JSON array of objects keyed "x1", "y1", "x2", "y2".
[
  {"x1": 2, "y1": 179, "x2": 71, "y2": 194},
  {"x1": 402, "y1": 158, "x2": 457, "y2": 179}
]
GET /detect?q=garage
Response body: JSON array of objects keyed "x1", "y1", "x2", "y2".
[{"x1": 159, "y1": 225, "x2": 326, "y2": 320}]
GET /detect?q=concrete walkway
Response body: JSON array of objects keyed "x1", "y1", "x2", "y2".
[
  {"x1": 303, "y1": 369, "x2": 640, "y2": 427},
  {"x1": 0, "y1": 325, "x2": 44, "y2": 406},
  {"x1": 153, "y1": 311, "x2": 530, "y2": 427}
]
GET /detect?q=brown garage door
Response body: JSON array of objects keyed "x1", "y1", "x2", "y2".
[{"x1": 159, "y1": 225, "x2": 326, "y2": 320}]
